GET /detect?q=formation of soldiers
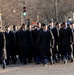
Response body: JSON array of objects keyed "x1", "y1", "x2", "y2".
[{"x1": 0, "y1": 21, "x2": 74, "y2": 69}]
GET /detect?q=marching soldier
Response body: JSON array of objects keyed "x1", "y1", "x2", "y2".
[
  {"x1": 32, "y1": 22, "x2": 42, "y2": 64},
  {"x1": 66, "y1": 24, "x2": 73, "y2": 62},
  {"x1": 59, "y1": 22, "x2": 73, "y2": 64},
  {"x1": 0, "y1": 27, "x2": 4, "y2": 63},
  {"x1": 12, "y1": 25, "x2": 18, "y2": 64},
  {"x1": 51, "y1": 22, "x2": 60, "y2": 62},
  {"x1": 5, "y1": 26, "x2": 15, "y2": 65},
  {"x1": 38, "y1": 23, "x2": 54, "y2": 65},
  {"x1": 19, "y1": 24, "x2": 29, "y2": 64},
  {"x1": 28, "y1": 25, "x2": 34, "y2": 63},
  {"x1": 0, "y1": 26, "x2": 6, "y2": 69}
]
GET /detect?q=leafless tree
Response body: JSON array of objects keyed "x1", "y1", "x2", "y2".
[{"x1": 0, "y1": 0, "x2": 74, "y2": 26}]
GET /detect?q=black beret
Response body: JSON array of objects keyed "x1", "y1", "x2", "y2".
[
  {"x1": 5, "y1": 26, "x2": 9, "y2": 28},
  {"x1": 67, "y1": 24, "x2": 70, "y2": 26},
  {"x1": 37, "y1": 22, "x2": 39, "y2": 25},
  {"x1": 41, "y1": 23, "x2": 46, "y2": 27},
  {"x1": 61, "y1": 22, "x2": 65, "y2": 26},
  {"x1": 22, "y1": 23, "x2": 25, "y2": 26},
  {"x1": 55, "y1": 22, "x2": 59, "y2": 26},
  {"x1": 13, "y1": 25, "x2": 16, "y2": 28}
]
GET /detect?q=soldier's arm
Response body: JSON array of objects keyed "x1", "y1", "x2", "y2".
[{"x1": 50, "y1": 30, "x2": 55, "y2": 48}]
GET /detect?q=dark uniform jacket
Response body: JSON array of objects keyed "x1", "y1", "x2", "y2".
[
  {"x1": 38, "y1": 29, "x2": 53, "y2": 56},
  {"x1": 52, "y1": 27, "x2": 59, "y2": 45},
  {"x1": 59, "y1": 27, "x2": 73, "y2": 45},
  {"x1": 32, "y1": 28, "x2": 42, "y2": 54},
  {"x1": 19, "y1": 29, "x2": 29, "y2": 57},
  {"x1": 0, "y1": 32, "x2": 4, "y2": 50},
  {"x1": 0, "y1": 32, "x2": 4, "y2": 59},
  {"x1": 13, "y1": 30, "x2": 20, "y2": 55},
  {"x1": 5, "y1": 31, "x2": 14, "y2": 54}
]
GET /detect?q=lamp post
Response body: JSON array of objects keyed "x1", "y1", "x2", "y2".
[
  {"x1": 0, "y1": 13, "x2": 2, "y2": 27},
  {"x1": 54, "y1": 0, "x2": 58, "y2": 22}
]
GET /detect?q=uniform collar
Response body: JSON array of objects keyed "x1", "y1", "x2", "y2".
[
  {"x1": 37, "y1": 28, "x2": 40, "y2": 31},
  {"x1": 6, "y1": 30, "x2": 10, "y2": 34}
]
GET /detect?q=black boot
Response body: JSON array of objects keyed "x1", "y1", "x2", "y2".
[{"x1": 2, "y1": 59, "x2": 6, "y2": 69}]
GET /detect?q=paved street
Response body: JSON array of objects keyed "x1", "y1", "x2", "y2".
[{"x1": 0, "y1": 62, "x2": 74, "y2": 75}]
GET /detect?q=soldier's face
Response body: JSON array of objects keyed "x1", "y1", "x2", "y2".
[
  {"x1": 22, "y1": 25, "x2": 25, "y2": 29},
  {"x1": 62, "y1": 24, "x2": 65, "y2": 28},
  {"x1": 6, "y1": 27, "x2": 10, "y2": 31},
  {"x1": 56, "y1": 24, "x2": 59, "y2": 28},
  {"x1": 37, "y1": 24, "x2": 39, "y2": 28},
  {"x1": 5, "y1": 27, "x2": 8, "y2": 31},
  {"x1": 72, "y1": 24, "x2": 74, "y2": 28},
  {"x1": 13, "y1": 27, "x2": 17, "y2": 30},
  {"x1": 42, "y1": 26, "x2": 46, "y2": 30}
]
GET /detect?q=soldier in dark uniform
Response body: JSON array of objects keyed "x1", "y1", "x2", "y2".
[
  {"x1": 19, "y1": 24, "x2": 29, "y2": 64},
  {"x1": 5, "y1": 26, "x2": 15, "y2": 65},
  {"x1": 66, "y1": 24, "x2": 73, "y2": 62},
  {"x1": 0, "y1": 26, "x2": 6, "y2": 69},
  {"x1": 32, "y1": 22, "x2": 42, "y2": 64},
  {"x1": 12, "y1": 25, "x2": 18, "y2": 64},
  {"x1": 16, "y1": 27, "x2": 23, "y2": 63},
  {"x1": 28, "y1": 25, "x2": 34, "y2": 63},
  {"x1": 51, "y1": 22, "x2": 60, "y2": 62},
  {"x1": 38, "y1": 23, "x2": 54, "y2": 65},
  {"x1": 28, "y1": 25, "x2": 37, "y2": 63},
  {"x1": 0, "y1": 27, "x2": 4, "y2": 63},
  {"x1": 59, "y1": 22, "x2": 73, "y2": 64}
]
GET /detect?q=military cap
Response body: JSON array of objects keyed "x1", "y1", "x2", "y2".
[{"x1": 41, "y1": 23, "x2": 46, "y2": 27}]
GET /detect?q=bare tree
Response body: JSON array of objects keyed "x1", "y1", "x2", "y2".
[{"x1": 1, "y1": 0, "x2": 74, "y2": 26}]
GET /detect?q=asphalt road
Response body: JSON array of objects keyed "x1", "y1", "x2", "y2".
[{"x1": 0, "y1": 61, "x2": 74, "y2": 75}]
